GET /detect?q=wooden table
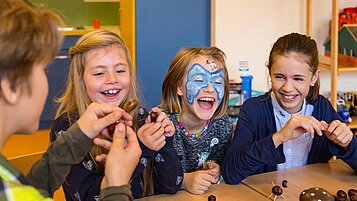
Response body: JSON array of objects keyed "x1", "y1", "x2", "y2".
[
  {"x1": 136, "y1": 183, "x2": 266, "y2": 201},
  {"x1": 242, "y1": 159, "x2": 357, "y2": 200},
  {"x1": 136, "y1": 160, "x2": 356, "y2": 200}
]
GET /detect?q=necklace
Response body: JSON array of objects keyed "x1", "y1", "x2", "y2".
[{"x1": 175, "y1": 113, "x2": 210, "y2": 139}]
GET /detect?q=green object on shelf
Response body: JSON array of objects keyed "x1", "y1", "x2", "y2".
[{"x1": 228, "y1": 90, "x2": 265, "y2": 106}]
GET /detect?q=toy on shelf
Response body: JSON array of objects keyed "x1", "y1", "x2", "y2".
[
  {"x1": 338, "y1": 7, "x2": 357, "y2": 29},
  {"x1": 324, "y1": 7, "x2": 357, "y2": 67}
]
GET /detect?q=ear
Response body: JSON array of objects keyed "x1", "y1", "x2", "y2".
[
  {"x1": 310, "y1": 69, "x2": 320, "y2": 86},
  {"x1": 177, "y1": 85, "x2": 184, "y2": 96},
  {"x1": 0, "y1": 78, "x2": 19, "y2": 104}
]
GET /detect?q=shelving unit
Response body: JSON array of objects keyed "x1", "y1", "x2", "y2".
[{"x1": 306, "y1": 0, "x2": 357, "y2": 129}]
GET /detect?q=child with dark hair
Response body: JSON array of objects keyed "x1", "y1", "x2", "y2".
[{"x1": 222, "y1": 33, "x2": 357, "y2": 184}]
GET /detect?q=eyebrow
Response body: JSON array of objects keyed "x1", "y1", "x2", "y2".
[{"x1": 88, "y1": 62, "x2": 128, "y2": 70}]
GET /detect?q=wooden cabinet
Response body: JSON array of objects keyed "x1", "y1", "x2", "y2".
[{"x1": 306, "y1": 0, "x2": 357, "y2": 129}]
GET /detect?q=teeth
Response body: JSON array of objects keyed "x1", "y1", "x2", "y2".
[
  {"x1": 199, "y1": 97, "x2": 214, "y2": 102},
  {"x1": 283, "y1": 95, "x2": 295, "y2": 99},
  {"x1": 103, "y1": 90, "x2": 119, "y2": 94}
]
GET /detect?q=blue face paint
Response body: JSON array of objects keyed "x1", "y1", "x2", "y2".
[{"x1": 185, "y1": 63, "x2": 225, "y2": 105}]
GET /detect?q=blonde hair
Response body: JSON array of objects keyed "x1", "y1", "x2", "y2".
[
  {"x1": 0, "y1": 0, "x2": 63, "y2": 93},
  {"x1": 55, "y1": 30, "x2": 138, "y2": 172},
  {"x1": 161, "y1": 47, "x2": 229, "y2": 119}
]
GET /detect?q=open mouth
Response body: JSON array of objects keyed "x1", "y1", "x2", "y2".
[
  {"x1": 101, "y1": 89, "x2": 120, "y2": 97},
  {"x1": 197, "y1": 97, "x2": 215, "y2": 109}
]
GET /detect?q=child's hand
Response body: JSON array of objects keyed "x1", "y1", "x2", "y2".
[
  {"x1": 203, "y1": 161, "x2": 220, "y2": 184},
  {"x1": 101, "y1": 123, "x2": 141, "y2": 189},
  {"x1": 138, "y1": 121, "x2": 166, "y2": 151},
  {"x1": 320, "y1": 120, "x2": 353, "y2": 150},
  {"x1": 272, "y1": 114, "x2": 323, "y2": 148},
  {"x1": 148, "y1": 107, "x2": 175, "y2": 137},
  {"x1": 182, "y1": 171, "x2": 215, "y2": 194},
  {"x1": 77, "y1": 102, "x2": 133, "y2": 139}
]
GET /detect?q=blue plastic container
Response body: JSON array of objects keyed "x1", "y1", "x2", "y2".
[{"x1": 241, "y1": 75, "x2": 253, "y2": 100}]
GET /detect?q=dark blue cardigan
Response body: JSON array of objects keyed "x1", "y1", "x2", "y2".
[{"x1": 222, "y1": 92, "x2": 357, "y2": 184}]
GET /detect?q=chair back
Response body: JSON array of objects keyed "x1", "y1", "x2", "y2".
[{"x1": 8, "y1": 151, "x2": 45, "y2": 175}]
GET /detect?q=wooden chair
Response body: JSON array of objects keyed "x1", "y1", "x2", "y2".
[{"x1": 8, "y1": 151, "x2": 45, "y2": 175}]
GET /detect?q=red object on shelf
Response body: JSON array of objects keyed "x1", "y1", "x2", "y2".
[{"x1": 92, "y1": 19, "x2": 100, "y2": 29}]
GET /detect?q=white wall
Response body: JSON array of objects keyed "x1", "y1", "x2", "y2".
[{"x1": 213, "y1": 0, "x2": 357, "y2": 94}]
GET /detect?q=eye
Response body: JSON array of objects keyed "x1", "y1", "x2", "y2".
[
  {"x1": 116, "y1": 70, "x2": 126, "y2": 74},
  {"x1": 213, "y1": 79, "x2": 223, "y2": 85},
  {"x1": 93, "y1": 72, "x2": 104, "y2": 76},
  {"x1": 192, "y1": 74, "x2": 205, "y2": 82},
  {"x1": 274, "y1": 75, "x2": 285, "y2": 80},
  {"x1": 293, "y1": 77, "x2": 305, "y2": 81}
]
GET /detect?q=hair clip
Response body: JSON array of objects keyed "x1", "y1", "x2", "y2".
[{"x1": 206, "y1": 59, "x2": 217, "y2": 71}]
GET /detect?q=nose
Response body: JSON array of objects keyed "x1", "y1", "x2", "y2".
[
  {"x1": 282, "y1": 80, "x2": 293, "y2": 92},
  {"x1": 105, "y1": 71, "x2": 118, "y2": 84},
  {"x1": 204, "y1": 83, "x2": 215, "y2": 93}
]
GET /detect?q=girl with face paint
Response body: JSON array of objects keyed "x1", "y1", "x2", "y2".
[
  {"x1": 161, "y1": 47, "x2": 233, "y2": 194},
  {"x1": 221, "y1": 33, "x2": 357, "y2": 185}
]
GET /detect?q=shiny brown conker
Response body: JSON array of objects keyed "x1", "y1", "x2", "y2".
[
  {"x1": 208, "y1": 194, "x2": 216, "y2": 201},
  {"x1": 282, "y1": 180, "x2": 288, "y2": 188},
  {"x1": 272, "y1": 185, "x2": 283, "y2": 196},
  {"x1": 149, "y1": 111, "x2": 159, "y2": 122},
  {"x1": 336, "y1": 190, "x2": 347, "y2": 200},
  {"x1": 349, "y1": 189, "x2": 357, "y2": 198}
]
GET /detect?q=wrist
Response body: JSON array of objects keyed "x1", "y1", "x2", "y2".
[
  {"x1": 272, "y1": 132, "x2": 284, "y2": 148},
  {"x1": 181, "y1": 173, "x2": 189, "y2": 190}
]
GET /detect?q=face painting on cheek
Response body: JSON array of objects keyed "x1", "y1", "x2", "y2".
[{"x1": 185, "y1": 63, "x2": 225, "y2": 105}]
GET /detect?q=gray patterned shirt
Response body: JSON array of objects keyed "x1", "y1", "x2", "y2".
[{"x1": 165, "y1": 111, "x2": 233, "y2": 172}]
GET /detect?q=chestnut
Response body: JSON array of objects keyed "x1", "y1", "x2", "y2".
[
  {"x1": 336, "y1": 190, "x2": 347, "y2": 200},
  {"x1": 208, "y1": 194, "x2": 216, "y2": 201},
  {"x1": 349, "y1": 189, "x2": 357, "y2": 198},
  {"x1": 108, "y1": 98, "x2": 139, "y2": 136},
  {"x1": 282, "y1": 180, "x2": 288, "y2": 188},
  {"x1": 350, "y1": 194, "x2": 357, "y2": 201},
  {"x1": 272, "y1": 185, "x2": 283, "y2": 196},
  {"x1": 123, "y1": 98, "x2": 139, "y2": 113}
]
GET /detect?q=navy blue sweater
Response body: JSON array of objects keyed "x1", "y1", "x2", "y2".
[
  {"x1": 50, "y1": 107, "x2": 183, "y2": 200},
  {"x1": 222, "y1": 93, "x2": 357, "y2": 184}
]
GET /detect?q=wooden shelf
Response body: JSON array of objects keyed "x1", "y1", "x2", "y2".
[
  {"x1": 319, "y1": 55, "x2": 357, "y2": 72},
  {"x1": 348, "y1": 116, "x2": 357, "y2": 129}
]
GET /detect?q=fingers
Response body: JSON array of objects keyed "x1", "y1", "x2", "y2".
[
  {"x1": 111, "y1": 123, "x2": 126, "y2": 149},
  {"x1": 78, "y1": 102, "x2": 135, "y2": 139},
  {"x1": 93, "y1": 137, "x2": 113, "y2": 150},
  {"x1": 95, "y1": 154, "x2": 108, "y2": 162},
  {"x1": 138, "y1": 122, "x2": 166, "y2": 151},
  {"x1": 323, "y1": 120, "x2": 353, "y2": 148},
  {"x1": 290, "y1": 114, "x2": 323, "y2": 136}
]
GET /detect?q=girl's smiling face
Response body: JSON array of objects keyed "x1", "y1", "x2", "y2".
[
  {"x1": 178, "y1": 55, "x2": 224, "y2": 120},
  {"x1": 270, "y1": 53, "x2": 319, "y2": 113},
  {"x1": 83, "y1": 45, "x2": 130, "y2": 106}
]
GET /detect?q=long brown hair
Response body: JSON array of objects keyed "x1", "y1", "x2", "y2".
[
  {"x1": 266, "y1": 32, "x2": 320, "y2": 103},
  {"x1": 161, "y1": 47, "x2": 229, "y2": 119}
]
